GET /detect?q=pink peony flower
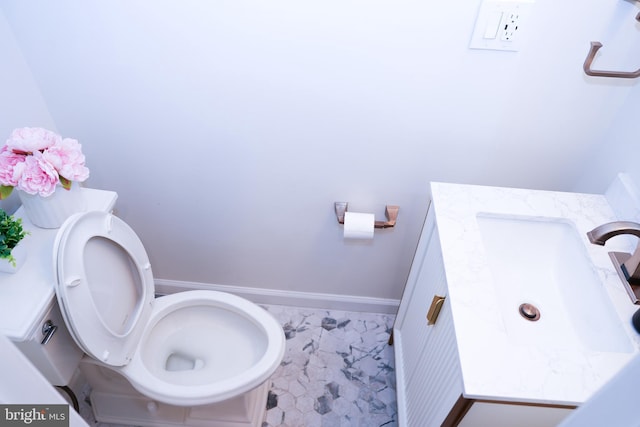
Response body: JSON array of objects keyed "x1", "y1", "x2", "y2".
[
  {"x1": 6, "y1": 127, "x2": 62, "y2": 153},
  {"x1": 0, "y1": 127, "x2": 90, "y2": 199},
  {"x1": 42, "y1": 138, "x2": 90, "y2": 182},
  {"x1": 13, "y1": 152, "x2": 60, "y2": 197},
  {"x1": 0, "y1": 145, "x2": 26, "y2": 187}
]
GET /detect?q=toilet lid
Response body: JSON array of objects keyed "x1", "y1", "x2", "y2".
[{"x1": 53, "y1": 211, "x2": 155, "y2": 367}]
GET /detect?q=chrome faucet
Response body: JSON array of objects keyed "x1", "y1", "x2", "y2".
[{"x1": 588, "y1": 221, "x2": 640, "y2": 304}]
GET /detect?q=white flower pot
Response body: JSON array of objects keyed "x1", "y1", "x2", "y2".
[
  {"x1": 18, "y1": 184, "x2": 87, "y2": 229},
  {"x1": 0, "y1": 239, "x2": 27, "y2": 274}
]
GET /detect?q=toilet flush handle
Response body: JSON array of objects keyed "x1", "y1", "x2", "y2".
[{"x1": 41, "y1": 320, "x2": 58, "y2": 345}]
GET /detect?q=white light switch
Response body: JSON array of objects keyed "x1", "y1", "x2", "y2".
[
  {"x1": 483, "y1": 11, "x2": 503, "y2": 39},
  {"x1": 469, "y1": 0, "x2": 534, "y2": 52}
]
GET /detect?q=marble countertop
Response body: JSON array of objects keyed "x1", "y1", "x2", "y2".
[{"x1": 430, "y1": 182, "x2": 640, "y2": 406}]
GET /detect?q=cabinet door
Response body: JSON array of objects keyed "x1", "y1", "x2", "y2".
[
  {"x1": 395, "y1": 203, "x2": 437, "y2": 379},
  {"x1": 394, "y1": 204, "x2": 463, "y2": 426}
]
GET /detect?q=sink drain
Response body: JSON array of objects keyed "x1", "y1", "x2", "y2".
[{"x1": 519, "y1": 303, "x2": 540, "y2": 321}]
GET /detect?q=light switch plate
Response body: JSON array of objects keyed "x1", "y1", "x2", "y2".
[{"x1": 469, "y1": 0, "x2": 535, "y2": 52}]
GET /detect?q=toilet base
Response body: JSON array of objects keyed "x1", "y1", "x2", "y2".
[{"x1": 80, "y1": 359, "x2": 269, "y2": 427}]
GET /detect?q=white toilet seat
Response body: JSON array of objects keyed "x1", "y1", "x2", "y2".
[
  {"x1": 53, "y1": 211, "x2": 155, "y2": 366},
  {"x1": 53, "y1": 211, "x2": 285, "y2": 406}
]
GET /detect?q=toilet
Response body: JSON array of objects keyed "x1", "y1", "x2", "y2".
[{"x1": 52, "y1": 211, "x2": 285, "y2": 425}]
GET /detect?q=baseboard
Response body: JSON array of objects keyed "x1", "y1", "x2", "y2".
[{"x1": 154, "y1": 279, "x2": 400, "y2": 314}]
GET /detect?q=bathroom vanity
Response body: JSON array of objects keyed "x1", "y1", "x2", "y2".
[
  {"x1": 0, "y1": 188, "x2": 117, "y2": 386},
  {"x1": 393, "y1": 182, "x2": 640, "y2": 426}
]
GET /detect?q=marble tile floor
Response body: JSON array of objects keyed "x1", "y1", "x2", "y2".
[{"x1": 78, "y1": 304, "x2": 398, "y2": 427}]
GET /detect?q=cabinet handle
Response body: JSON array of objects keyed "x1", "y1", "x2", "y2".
[{"x1": 426, "y1": 295, "x2": 446, "y2": 325}]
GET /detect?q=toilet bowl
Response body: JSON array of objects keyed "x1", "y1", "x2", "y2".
[{"x1": 52, "y1": 211, "x2": 285, "y2": 407}]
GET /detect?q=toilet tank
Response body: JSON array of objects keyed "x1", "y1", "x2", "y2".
[
  {"x1": 13, "y1": 299, "x2": 83, "y2": 386},
  {"x1": 0, "y1": 188, "x2": 118, "y2": 386}
]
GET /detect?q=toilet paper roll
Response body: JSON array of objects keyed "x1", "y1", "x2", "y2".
[{"x1": 344, "y1": 212, "x2": 375, "y2": 240}]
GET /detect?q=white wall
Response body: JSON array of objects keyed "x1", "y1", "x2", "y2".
[
  {"x1": 1, "y1": 1, "x2": 639, "y2": 302},
  {"x1": 0, "y1": 11, "x2": 56, "y2": 213},
  {"x1": 571, "y1": 10, "x2": 640, "y2": 196},
  {"x1": 575, "y1": 81, "x2": 640, "y2": 195}
]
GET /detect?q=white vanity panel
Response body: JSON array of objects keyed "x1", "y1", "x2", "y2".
[{"x1": 394, "y1": 202, "x2": 463, "y2": 426}]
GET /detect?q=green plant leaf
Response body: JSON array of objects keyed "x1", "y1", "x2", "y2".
[
  {"x1": 0, "y1": 209, "x2": 27, "y2": 253},
  {"x1": 0, "y1": 186, "x2": 13, "y2": 200},
  {"x1": 60, "y1": 177, "x2": 72, "y2": 190}
]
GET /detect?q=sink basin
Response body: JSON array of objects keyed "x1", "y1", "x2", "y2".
[{"x1": 477, "y1": 214, "x2": 633, "y2": 353}]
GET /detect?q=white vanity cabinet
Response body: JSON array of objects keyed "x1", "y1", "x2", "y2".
[
  {"x1": 393, "y1": 203, "x2": 463, "y2": 426},
  {"x1": 393, "y1": 198, "x2": 574, "y2": 427}
]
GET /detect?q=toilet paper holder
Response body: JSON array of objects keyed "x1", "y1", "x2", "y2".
[{"x1": 334, "y1": 202, "x2": 399, "y2": 229}]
